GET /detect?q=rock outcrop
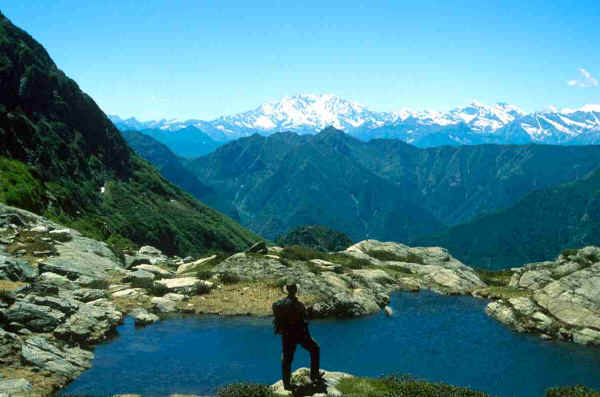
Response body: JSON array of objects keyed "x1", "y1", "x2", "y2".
[
  {"x1": 271, "y1": 367, "x2": 353, "y2": 397},
  {"x1": 213, "y1": 240, "x2": 486, "y2": 317},
  {"x1": 486, "y1": 246, "x2": 600, "y2": 345}
]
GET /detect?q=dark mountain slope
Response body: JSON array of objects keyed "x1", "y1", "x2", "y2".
[
  {"x1": 188, "y1": 129, "x2": 444, "y2": 241},
  {"x1": 415, "y1": 169, "x2": 600, "y2": 269},
  {"x1": 187, "y1": 128, "x2": 600, "y2": 243},
  {"x1": 276, "y1": 225, "x2": 353, "y2": 252},
  {"x1": 121, "y1": 129, "x2": 212, "y2": 199},
  {"x1": 0, "y1": 11, "x2": 259, "y2": 256}
]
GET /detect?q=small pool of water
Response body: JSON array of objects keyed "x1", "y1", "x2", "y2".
[{"x1": 61, "y1": 292, "x2": 600, "y2": 397}]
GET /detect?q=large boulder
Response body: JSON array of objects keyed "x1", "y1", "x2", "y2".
[
  {"x1": 151, "y1": 297, "x2": 177, "y2": 313},
  {"x1": 130, "y1": 308, "x2": 159, "y2": 326},
  {"x1": 271, "y1": 368, "x2": 353, "y2": 397},
  {"x1": 3, "y1": 301, "x2": 65, "y2": 332},
  {"x1": 344, "y1": 240, "x2": 486, "y2": 294},
  {"x1": 125, "y1": 269, "x2": 155, "y2": 288},
  {"x1": 54, "y1": 300, "x2": 122, "y2": 343},
  {"x1": 21, "y1": 336, "x2": 93, "y2": 377}
]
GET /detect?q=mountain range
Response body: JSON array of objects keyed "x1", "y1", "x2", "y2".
[
  {"x1": 110, "y1": 95, "x2": 600, "y2": 154},
  {"x1": 177, "y1": 128, "x2": 600, "y2": 267}
]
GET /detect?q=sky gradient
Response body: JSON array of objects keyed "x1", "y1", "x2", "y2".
[{"x1": 2, "y1": 1, "x2": 599, "y2": 120}]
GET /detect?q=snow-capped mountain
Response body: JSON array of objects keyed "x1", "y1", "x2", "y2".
[{"x1": 110, "y1": 95, "x2": 600, "y2": 148}]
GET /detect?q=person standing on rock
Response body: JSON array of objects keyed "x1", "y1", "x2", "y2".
[{"x1": 272, "y1": 283, "x2": 322, "y2": 390}]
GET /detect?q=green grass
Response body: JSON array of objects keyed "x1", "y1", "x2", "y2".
[
  {"x1": 546, "y1": 385, "x2": 600, "y2": 397},
  {"x1": 280, "y1": 245, "x2": 327, "y2": 261},
  {"x1": 475, "y1": 268, "x2": 514, "y2": 287},
  {"x1": 366, "y1": 250, "x2": 425, "y2": 264},
  {"x1": 216, "y1": 383, "x2": 274, "y2": 397},
  {"x1": 0, "y1": 157, "x2": 46, "y2": 213},
  {"x1": 336, "y1": 375, "x2": 494, "y2": 397}
]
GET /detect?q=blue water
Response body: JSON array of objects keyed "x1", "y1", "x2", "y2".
[{"x1": 61, "y1": 292, "x2": 600, "y2": 397}]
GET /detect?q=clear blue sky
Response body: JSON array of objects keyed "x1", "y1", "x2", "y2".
[{"x1": 2, "y1": 1, "x2": 599, "y2": 120}]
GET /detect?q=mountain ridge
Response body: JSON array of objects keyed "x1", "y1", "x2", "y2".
[{"x1": 110, "y1": 94, "x2": 600, "y2": 148}]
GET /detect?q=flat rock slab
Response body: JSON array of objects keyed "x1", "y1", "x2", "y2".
[
  {"x1": 271, "y1": 368, "x2": 353, "y2": 397},
  {"x1": 176, "y1": 255, "x2": 216, "y2": 274},
  {"x1": 156, "y1": 277, "x2": 213, "y2": 296},
  {"x1": 133, "y1": 264, "x2": 174, "y2": 278}
]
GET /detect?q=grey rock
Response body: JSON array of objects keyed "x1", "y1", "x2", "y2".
[
  {"x1": 125, "y1": 269, "x2": 155, "y2": 288},
  {"x1": 0, "y1": 328, "x2": 20, "y2": 363},
  {"x1": 488, "y1": 246, "x2": 600, "y2": 346},
  {"x1": 132, "y1": 264, "x2": 173, "y2": 278},
  {"x1": 155, "y1": 277, "x2": 213, "y2": 296},
  {"x1": 29, "y1": 225, "x2": 49, "y2": 233},
  {"x1": 71, "y1": 288, "x2": 108, "y2": 302},
  {"x1": 32, "y1": 295, "x2": 80, "y2": 315},
  {"x1": 271, "y1": 368, "x2": 353, "y2": 397},
  {"x1": 0, "y1": 379, "x2": 32, "y2": 395},
  {"x1": 38, "y1": 272, "x2": 72, "y2": 289},
  {"x1": 4, "y1": 301, "x2": 65, "y2": 332},
  {"x1": 130, "y1": 308, "x2": 159, "y2": 326},
  {"x1": 151, "y1": 297, "x2": 177, "y2": 313},
  {"x1": 21, "y1": 336, "x2": 93, "y2": 377},
  {"x1": 139, "y1": 245, "x2": 162, "y2": 256},
  {"x1": 48, "y1": 228, "x2": 73, "y2": 242},
  {"x1": 0, "y1": 253, "x2": 37, "y2": 282},
  {"x1": 54, "y1": 301, "x2": 122, "y2": 343}
]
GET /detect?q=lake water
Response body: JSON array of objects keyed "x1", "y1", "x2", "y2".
[{"x1": 61, "y1": 291, "x2": 600, "y2": 397}]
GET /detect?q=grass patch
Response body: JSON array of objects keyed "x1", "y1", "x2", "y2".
[
  {"x1": 474, "y1": 286, "x2": 531, "y2": 300},
  {"x1": 216, "y1": 383, "x2": 274, "y2": 397},
  {"x1": 327, "y1": 253, "x2": 373, "y2": 269},
  {"x1": 0, "y1": 156, "x2": 46, "y2": 213},
  {"x1": 546, "y1": 385, "x2": 600, "y2": 397},
  {"x1": 475, "y1": 268, "x2": 514, "y2": 287},
  {"x1": 0, "y1": 280, "x2": 27, "y2": 293},
  {"x1": 280, "y1": 245, "x2": 327, "y2": 261},
  {"x1": 220, "y1": 271, "x2": 242, "y2": 284},
  {"x1": 336, "y1": 375, "x2": 494, "y2": 397},
  {"x1": 366, "y1": 250, "x2": 425, "y2": 264}
]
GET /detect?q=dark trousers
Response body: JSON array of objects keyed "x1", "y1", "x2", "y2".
[{"x1": 281, "y1": 330, "x2": 320, "y2": 387}]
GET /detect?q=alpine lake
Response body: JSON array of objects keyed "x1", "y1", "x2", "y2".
[{"x1": 61, "y1": 291, "x2": 600, "y2": 397}]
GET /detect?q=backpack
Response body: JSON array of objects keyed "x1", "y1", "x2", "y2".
[{"x1": 272, "y1": 298, "x2": 290, "y2": 335}]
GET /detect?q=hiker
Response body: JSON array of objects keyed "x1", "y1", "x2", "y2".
[{"x1": 272, "y1": 283, "x2": 321, "y2": 390}]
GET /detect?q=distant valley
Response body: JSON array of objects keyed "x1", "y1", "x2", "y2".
[{"x1": 121, "y1": 127, "x2": 600, "y2": 268}]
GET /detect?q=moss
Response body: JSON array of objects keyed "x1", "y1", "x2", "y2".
[
  {"x1": 366, "y1": 250, "x2": 425, "y2": 264},
  {"x1": 475, "y1": 268, "x2": 514, "y2": 287}
]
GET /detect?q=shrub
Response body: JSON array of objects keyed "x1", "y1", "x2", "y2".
[
  {"x1": 367, "y1": 250, "x2": 425, "y2": 264},
  {"x1": 280, "y1": 245, "x2": 327, "y2": 261},
  {"x1": 475, "y1": 269, "x2": 513, "y2": 286},
  {"x1": 220, "y1": 271, "x2": 241, "y2": 284},
  {"x1": 195, "y1": 270, "x2": 213, "y2": 280},
  {"x1": 561, "y1": 248, "x2": 579, "y2": 258},
  {"x1": 327, "y1": 253, "x2": 372, "y2": 269},
  {"x1": 216, "y1": 383, "x2": 274, "y2": 397},
  {"x1": 148, "y1": 282, "x2": 169, "y2": 297}
]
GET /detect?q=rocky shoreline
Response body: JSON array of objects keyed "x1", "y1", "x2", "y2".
[
  {"x1": 485, "y1": 246, "x2": 600, "y2": 346},
  {"x1": 1, "y1": 203, "x2": 599, "y2": 396}
]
